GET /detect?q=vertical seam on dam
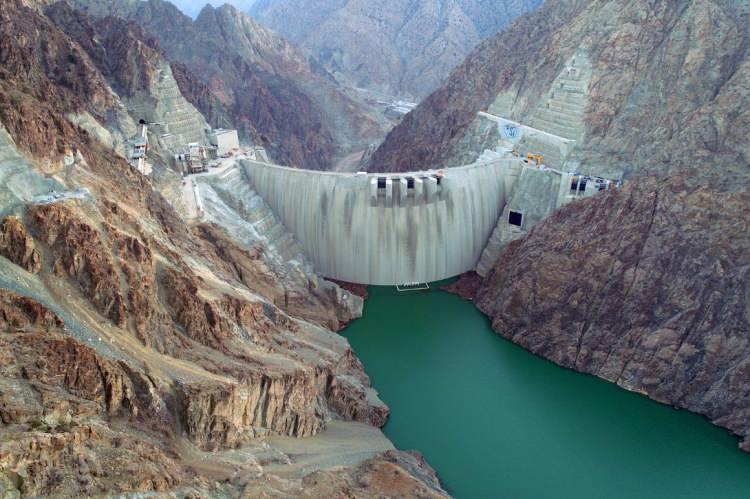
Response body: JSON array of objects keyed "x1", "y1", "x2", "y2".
[{"x1": 241, "y1": 159, "x2": 519, "y2": 285}]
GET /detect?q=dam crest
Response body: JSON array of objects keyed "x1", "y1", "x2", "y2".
[{"x1": 238, "y1": 158, "x2": 601, "y2": 285}]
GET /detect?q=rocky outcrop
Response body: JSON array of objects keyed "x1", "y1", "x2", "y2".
[
  {"x1": 0, "y1": 0, "x2": 131, "y2": 161},
  {"x1": 0, "y1": 217, "x2": 40, "y2": 274},
  {"x1": 179, "y1": 373, "x2": 329, "y2": 450},
  {"x1": 240, "y1": 449, "x2": 449, "y2": 498},
  {"x1": 371, "y1": 0, "x2": 750, "y2": 175},
  {"x1": 196, "y1": 222, "x2": 362, "y2": 331},
  {"x1": 43, "y1": 4, "x2": 159, "y2": 100},
  {"x1": 71, "y1": 0, "x2": 383, "y2": 168},
  {"x1": 251, "y1": 0, "x2": 542, "y2": 98},
  {"x1": 30, "y1": 203, "x2": 128, "y2": 327},
  {"x1": 475, "y1": 174, "x2": 750, "y2": 448},
  {"x1": 0, "y1": 290, "x2": 64, "y2": 332},
  {"x1": 0, "y1": 423, "x2": 187, "y2": 497},
  {"x1": 0, "y1": 287, "x2": 408, "y2": 496}
]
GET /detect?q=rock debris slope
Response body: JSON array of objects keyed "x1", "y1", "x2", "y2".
[
  {"x1": 71, "y1": 0, "x2": 384, "y2": 169},
  {"x1": 0, "y1": 1, "x2": 447, "y2": 496}
]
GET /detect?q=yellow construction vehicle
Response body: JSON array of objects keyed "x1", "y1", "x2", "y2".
[{"x1": 527, "y1": 153, "x2": 544, "y2": 166}]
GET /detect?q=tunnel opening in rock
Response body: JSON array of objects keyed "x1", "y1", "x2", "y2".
[{"x1": 508, "y1": 210, "x2": 523, "y2": 227}]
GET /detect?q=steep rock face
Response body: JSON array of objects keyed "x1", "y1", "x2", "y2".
[
  {"x1": 251, "y1": 0, "x2": 542, "y2": 99},
  {"x1": 475, "y1": 175, "x2": 750, "y2": 448},
  {"x1": 43, "y1": 4, "x2": 159, "y2": 100},
  {"x1": 0, "y1": 217, "x2": 40, "y2": 274},
  {"x1": 179, "y1": 373, "x2": 330, "y2": 450},
  {"x1": 0, "y1": 2, "x2": 447, "y2": 496},
  {"x1": 71, "y1": 0, "x2": 383, "y2": 168},
  {"x1": 371, "y1": 0, "x2": 750, "y2": 174},
  {"x1": 0, "y1": 0, "x2": 135, "y2": 161},
  {"x1": 0, "y1": 290, "x2": 64, "y2": 332},
  {"x1": 46, "y1": 3, "x2": 210, "y2": 154},
  {"x1": 30, "y1": 203, "x2": 128, "y2": 327},
  {"x1": 196, "y1": 222, "x2": 361, "y2": 332}
]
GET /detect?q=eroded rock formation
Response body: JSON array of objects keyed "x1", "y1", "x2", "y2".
[
  {"x1": 251, "y1": 0, "x2": 542, "y2": 98},
  {"x1": 0, "y1": 217, "x2": 40, "y2": 274},
  {"x1": 474, "y1": 174, "x2": 750, "y2": 448},
  {"x1": 0, "y1": 1, "x2": 446, "y2": 495}
]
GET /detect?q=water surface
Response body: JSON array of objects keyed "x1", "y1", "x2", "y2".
[{"x1": 344, "y1": 283, "x2": 750, "y2": 499}]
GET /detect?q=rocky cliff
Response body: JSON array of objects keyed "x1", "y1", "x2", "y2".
[
  {"x1": 71, "y1": 0, "x2": 384, "y2": 169},
  {"x1": 251, "y1": 0, "x2": 542, "y2": 99},
  {"x1": 0, "y1": 1, "x2": 446, "y2": 496},
  {"x1": 473, "y1": 174, "x2": 750, "y2": 449},
  {"x1": 371, "y1": 0, "x2": 750, "y2": 175},
  {"x1": 405, "y1": 0, "x2": 750, "y2": 451}
]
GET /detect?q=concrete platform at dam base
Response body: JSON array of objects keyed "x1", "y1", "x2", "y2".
[{"x1": 238, "y1": 158, "x2": 609, "y2": 286}]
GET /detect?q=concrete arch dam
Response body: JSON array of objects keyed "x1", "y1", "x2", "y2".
[{"x1": 240, "y1": 159, "x2": 523, "y2": 285}]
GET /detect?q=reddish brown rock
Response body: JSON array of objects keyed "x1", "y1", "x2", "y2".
[
  {"x1": 441, "y1": 272, "x2": 482, "y2": 301},
  {"x1": 30, "y1": 203, "x2": 127, "y2": 327},
  {"x1": 159, "y1": 267, "x2": 230, "y2": 350},
  {"x1": 0, "y1": 423, "x2": 187, "y2": 497},
  {"x1": 476, "y1": 175, "x2": 750, "y2": 448},
  {"x1": 0, "y1": 217, "x2": 41, "y2": 274},
  {"x1": 0, "y1": 290, "x2": 63, "y2": 332},
  {"x1": 241, "y1": 449, "x2": 449, "y2": 498}
]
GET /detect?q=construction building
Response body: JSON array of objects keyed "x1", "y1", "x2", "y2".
[
  {"x1": 128, "y1": 123, "x2": 152, "y2": 176},
  {"x1": 210, "y1": 129, "x2": 239, "y2": 156}
]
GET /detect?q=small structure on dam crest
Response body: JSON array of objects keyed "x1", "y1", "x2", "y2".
[{"x1": 233, "y1": 157, "x2": 620, "y2": 285}]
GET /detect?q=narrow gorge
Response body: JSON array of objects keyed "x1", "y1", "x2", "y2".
[{"x1": 0, "y1": 0, "x2": 748, "y2": 497}]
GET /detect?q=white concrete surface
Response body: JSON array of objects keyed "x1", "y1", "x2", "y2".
[{"x1": 242, "y1": 158, "x2": 523, "y2": 285}]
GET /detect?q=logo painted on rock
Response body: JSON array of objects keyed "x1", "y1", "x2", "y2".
[{"x1": 499, "y1": 122, "x2": 522, "y2": 142}]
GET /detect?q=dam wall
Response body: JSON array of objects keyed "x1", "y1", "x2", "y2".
[{"x1": 241, "y1": 159, "x2": 522, "y2": 285}]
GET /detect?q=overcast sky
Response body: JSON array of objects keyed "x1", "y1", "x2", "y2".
[{"x1": 170, "y1": 0, "x2": 257, "y2": 18}]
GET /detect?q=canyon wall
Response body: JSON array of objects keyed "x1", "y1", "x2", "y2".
[
  {"x1": 474, "y1": 174, "x2": 750, "y2": 449},
  {"x1": 376, "y1": 0, "x2": 750, "y2": 452},
  {"x1": 0, "y1": 1, "x2": 447, "y2": 496},
  {"x1": 251, "y1": 0, "x2": 542, "y2": 98}
]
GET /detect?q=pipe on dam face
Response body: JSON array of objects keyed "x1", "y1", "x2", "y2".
[{"x1": 240, "y1": 159, "x2": 521, "y2": 285}]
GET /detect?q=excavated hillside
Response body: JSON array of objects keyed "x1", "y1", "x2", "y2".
[
  {"x1": 251, "y1": 0, "x2": 542, "y2": 99},
  {"x1": 70, "y1": 0, "x2": 383, "y2": 169},
  {"x1": 377, "y1": 0, "x2": 750, "y2": 450},
  {"x1": 0, "y1": 1, "x2": 447, "y2": 496},
  {"x1": 371, "y1": 0, "x2": 750, "y2": 177}
]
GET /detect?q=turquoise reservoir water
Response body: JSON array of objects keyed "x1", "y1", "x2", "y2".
[{"x1": 344, "y1": 283, "x2": 750, "y2": 499}]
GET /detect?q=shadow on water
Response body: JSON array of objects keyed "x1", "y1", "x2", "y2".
[{"x1": 344, "y1": 281, "x2": 750, "y2": 499}]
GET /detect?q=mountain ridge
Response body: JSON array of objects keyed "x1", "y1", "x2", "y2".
[{"x1": 251, "y1": 0, "x2": 542, "y2": 98}]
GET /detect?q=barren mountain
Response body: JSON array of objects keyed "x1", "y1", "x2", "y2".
[
  {"x1": 378, "y1": 0, "x2": 750, "y2": 449},
  {"x1": 371, "y1": 0, "x2": 749, "y2": 177},
  {"x1": 0, "y1": 0, "x2": 447, "y2": 495},
  {"x1": 251, "y1": 0, "x2": 542, "y2": 98},
  {"x1": 71, "y1": 0, "x2": 383, "y2": 169}
]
